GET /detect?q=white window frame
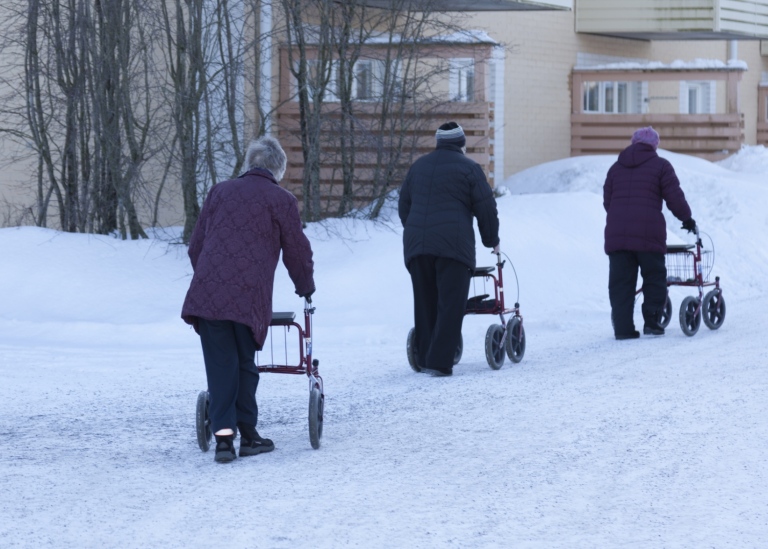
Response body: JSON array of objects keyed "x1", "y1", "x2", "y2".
[
  {"x1": 763, "y1": 95, "x2": 768, "y2": 122},
  {"x1": 353, "y1": 59, "x2": 386, "y2": 101},
  {"x1": 449, "y1": 58, "x2": 475, "y2": 102},
  {"x1": 680, "y1": 81, "x2": 716, "y2": 114},
  {"x1": 292, "y1": 59, "x2": 340, "y2": 102},
  {"x1": 583, "y1": 81, "x2": 641, "y2": 114}
]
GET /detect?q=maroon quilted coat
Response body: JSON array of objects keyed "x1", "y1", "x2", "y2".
[
  {"x1": 181, "y1": 168, "x2": 315, "y2": 347},
  {"x1": 603, "y1": 143, "x2": 692, "y2": 255}
]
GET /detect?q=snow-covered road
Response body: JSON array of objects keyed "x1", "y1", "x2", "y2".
[{"x1": 2, "y1": 146, "x2": 767, "y2": 548}]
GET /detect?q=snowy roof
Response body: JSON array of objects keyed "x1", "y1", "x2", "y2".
[
  {"x1": 417, "y1": 30, "x2": 499, "y2": 45},
  {"x1": 574, "y1": 58, "x2": 748, "y2": 72},
  {"x1": 292, "y1": 26, "x2": 498, "y2": 46}
]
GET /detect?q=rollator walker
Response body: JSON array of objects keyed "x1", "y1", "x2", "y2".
[
  {"x1": 407, "y1": 250, "x2": 526, "y2": 371},
  {"x1": 196, "y1": 299, "x2": 324, "y2": 451}
]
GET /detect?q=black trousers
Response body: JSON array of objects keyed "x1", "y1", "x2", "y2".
[
  {"x1": 608, "y1": 251, "x2": 667, "y2": 335},
  {"x1": 409, "y1": 255, "x2": 471, "y2": 372},
  {"x1": 197, "y1": 318, "x2": 260, "y2": 433}
]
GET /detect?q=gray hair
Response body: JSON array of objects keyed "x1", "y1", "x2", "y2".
[{"x1": 245, "y1": 136, "x2": 287, "y2": 181}]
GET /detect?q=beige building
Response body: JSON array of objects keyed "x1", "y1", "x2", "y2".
[
  {"x1": 443, "y1": 0, "x2": 768, "y2": 181},
  {"x1": 2, "y1": 0, "x2": 768, "y2": 228},
  {"x1": 263, "y1": 0, "x2": 768, "y2": 207}
]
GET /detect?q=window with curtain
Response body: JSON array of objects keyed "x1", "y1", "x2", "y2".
[
  {"x1": 679, "y1": 81, "x2": 715, "y2": 114},
  {"x1": 353, "y1": 59, "x2": 386, "y2": 101},
  {"x1": 449, "y1": 58, "x2": 475, "y2": 102},
  {"x1": 583, "y1": 81, "x2": 641, "y2": 113}
]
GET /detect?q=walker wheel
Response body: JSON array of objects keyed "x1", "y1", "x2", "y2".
[
  {"x1": 505, "y1": 317, "x2": 526, "y2": 363},
  {"x1": 659, "y1": 294, "x2": 673, "y2": 329},
  {"x1": 406, "y1": 328, "x2": 420, "y2": 372},
  {"x1": 702, "y1": 289, "x2": 726, "y2": 330},
  {"x1": 195, "y1": 390, "x2": 212, "y2": 452},
  {"x1": 485, "y1": 324, "x2": 506, "y2": 370},
  {"x1": 453, "y1": 333, "x2": 463, "y2": 366},
  {"x1": 308, "y1": 386, "x2": 323, "y2": 450},
  {"x1": 679, "y1": 296, "x2": 701, "y2": 337}
]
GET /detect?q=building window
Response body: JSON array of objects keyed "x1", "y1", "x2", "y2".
[
  {"x1": 293, "y1": 59, "x2": 395, "y2": 102},
  {"x1": 680, "y1": 81, "x2": 715, "y2": 114},
  {"x1": 353, "y1": 59, "x2": 386, "y2": 101},
  {"x1": 764, "y1": 95, "x2": 768, "y2": 122},
  {"x1": 292, "y1": 60, "x2": 340, "y2": 102},
  {"x1": 449, "y1": 58, "x2": 475, "y2": 102},
  {"x1": 583, "y1": 81, "x2": 641, "y2": 113}
]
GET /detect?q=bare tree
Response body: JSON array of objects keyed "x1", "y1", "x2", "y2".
[
  {"x1": 0, "y1": 0, "x2": 479, "y2": 239},
  {"x1": 280, "y1": 0, "x2": 337, "y2": 222},
  {"x1": 277, "y1": 0, "x2": 474, "y2": 221},
  {"x1": 0, "y1": 0, "x2": 155, "y2": 238},
  {"x1": 156, "y1": 0, "x2": 277, "y2": 242}
]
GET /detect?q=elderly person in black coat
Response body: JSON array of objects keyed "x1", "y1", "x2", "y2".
[
  {"x1": 398, "y1": 121, "x2": 500, "y2": 377},
  {"x1": 604, "y1": 126, "x2": 695, "y2": 340}
]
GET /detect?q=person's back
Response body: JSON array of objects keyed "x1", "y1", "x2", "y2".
[
  {"x1": 603, "y1": 142, "x2": 691, "y2": 255},
  {"x1": 183, "y1": 168, "x2": 314, "y2": 346},
  {"x1": 399, "y1": 141, "x2": 498, "y2": 270}
]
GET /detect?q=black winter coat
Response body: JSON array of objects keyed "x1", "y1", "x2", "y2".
[{"x1": 398, "y1": 143, "x2": 500, "y2": 270}]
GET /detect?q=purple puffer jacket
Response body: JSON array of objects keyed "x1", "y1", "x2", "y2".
[
  {"x1": 181, "y1": 168, "x2": 315, "y2": 347},
  {"x1": 603, "y1": 143, "x2": 692, "y2": 254}
]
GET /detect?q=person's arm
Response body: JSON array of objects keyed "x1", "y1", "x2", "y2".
[
  {"x1": 659, "y1": 160, "x2": 692, "y2": 223},
  {"x1": 603, "y1": 168, "x2": 613, "y2": 213},
  {"x1": 278, "y1": 196, "x2": 315, "y2": 298},
  {"x1": 469, "y1": 165, "x2": 500, "y2": 249},
  {"x1": 187, "y1": 189, "x2": 214, "y2": 269},
  {"x1": 398, "y1": 172, "x2": 412, "y2": 227}
]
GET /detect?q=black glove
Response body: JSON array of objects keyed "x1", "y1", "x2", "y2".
[
  {"x1": 682, "y1": 218, "x2": 696, "y2": 233},
  {"x1": 299, "y1": 289, "x2": 315, "y2": 303}
]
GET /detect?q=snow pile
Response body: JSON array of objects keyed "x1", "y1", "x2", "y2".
[{"x1": 716, "y1": 144, "x2": 768, "y2": 174}]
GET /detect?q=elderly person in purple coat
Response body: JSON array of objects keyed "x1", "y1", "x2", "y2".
[
  {"x1": 604, "y1": 126, "x2": 695, "y2": 340},
  {"x1": 182, "y1": 136, "x2": 315, "y2": 463}
]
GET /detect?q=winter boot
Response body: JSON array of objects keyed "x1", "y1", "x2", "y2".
[
  {"x1": 422, "y1": 367, "x2": 453, "y2": 377},
  {"x1": 237, "y1": 422, "x2": 275, "y2": 457},
  {"x1": 615, "y1": 330, "x2": 640, "y2": 340},
  {"x1": 214, "y1": 434, "x2": 237, "y2": 463},
  {"x1": 643, "y1": 310, "x2": 665, "y2": 336}
]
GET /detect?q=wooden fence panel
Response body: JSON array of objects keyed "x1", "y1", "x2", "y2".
[
  {"x1": 758, "y1": 86, "x2": 768, "y2": 146},
  {"x1": 571, "y1": 113, "x2": 745, "y2": 161},
  {"x1": 276, "y1": 101, "x2": 494, "y2": 215}
]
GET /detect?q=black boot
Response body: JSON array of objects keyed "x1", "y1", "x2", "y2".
[
  {"x1": 214, "y1": 434, "x2": 236, "y2": 463},
  {"x1": 237, "y1": 422, "x2": 275, "y2": 457},
  {"x1": 643, "y1": 310, "x2": 665, "y2": 336}
]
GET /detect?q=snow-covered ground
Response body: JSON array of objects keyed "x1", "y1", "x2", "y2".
[{"x1": 1, "y1": 146, "x2": 768, "y2": 548}]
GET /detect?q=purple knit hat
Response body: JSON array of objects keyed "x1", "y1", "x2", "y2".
[{"x1": 631, "y1": 126, "x2": 660, "y2": 149}]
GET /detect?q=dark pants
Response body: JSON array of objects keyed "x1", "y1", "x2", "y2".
[
  {"x1": 608, "y1": 251, "x2": 667, "y2": 335},
  {"x1": 409, "y1": 255, "x2": 471, "y2": 373},
  {"x1": 197, "y1": 318, "x2": 260, "y2": 433}
]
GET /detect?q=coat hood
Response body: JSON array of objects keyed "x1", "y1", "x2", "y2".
[{"x1": 617, "y1": 142, "x2": 658, "y2": 169}]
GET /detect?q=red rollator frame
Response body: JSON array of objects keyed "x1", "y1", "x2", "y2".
[
  {"x1": 637, "y1": 226, "x2": 725, "y2": 336},
  {"x1": 196, "y1": 299, "x2": 324, "y2": 452},
  {"x1": 406, "y1": 250, "x2": 526, "y2": 371}
]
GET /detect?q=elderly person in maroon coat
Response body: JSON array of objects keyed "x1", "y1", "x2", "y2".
[
  {"x1": 182, "y1": 136, "x2": 315, "y2": 463},
  {"x1": 604, "y1": 126, "x2": 695, "y2": 340}
]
